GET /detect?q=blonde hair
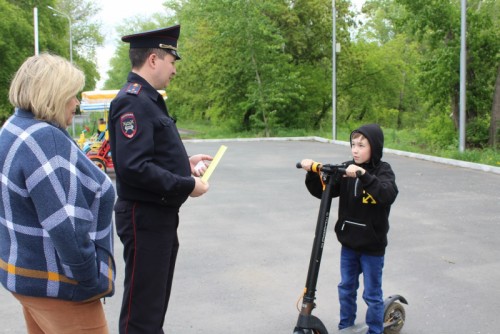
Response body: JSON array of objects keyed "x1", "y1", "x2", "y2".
[{"x1": 8, "y1": 53, "x2": 85, "y2": 127}]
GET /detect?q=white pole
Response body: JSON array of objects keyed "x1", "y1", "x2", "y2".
[
  {"x1": 332, "y1": 0, "x2": 337, "y2": 140},
  {"x1": 459, "y1": 0, "x2": 466, "y2": 152},
  {"x1": 34, "y1": 7, "x2": 39, "y2": 55}
]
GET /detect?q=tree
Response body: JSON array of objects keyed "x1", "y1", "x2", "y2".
[
  {"x1": 48, "y1": 0, "x2": 104, "y2": 90},
  {"x1": 339, "y1": 0, "x2": 422, "y2": 130},
  {"x1": 158, "y1": 0, "x2": 360, "y2": 135},
  {"x1": 100, "y1": 0, "x2": 499, "y2": 148},
  {"x1": 0, "y1": 0, "x2": 33, "y2": 122},
  {"x1": 164, "y1": 0, "x2": 298, "y2": 136},
  {"x1": 0, "y1": 0, "x2": 104, "y2": 123},
  {"x1": 486, "y1": 0, "x2": 500, "y2": 148},
  {"x1": 393, "y1": 0, "x2": 500, "y2": 147}
]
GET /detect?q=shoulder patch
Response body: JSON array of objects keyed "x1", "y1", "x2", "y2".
[
  {"x1": 120, "y1": 112, "x2": 137, "y2": 139},
  {"x1": 126, "y1": 83, "x2": 142, "y2": 95}
]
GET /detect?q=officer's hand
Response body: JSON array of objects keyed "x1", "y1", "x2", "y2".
[
  {"x1": 190, "y1": 177, "x2": 209, "y2": 197},
  {"x1": 190, "y1": 154, "x2": 213, "y2": 176},
  {"x1": 193, "y1": 160, "x2": 208, "y2": 176}
]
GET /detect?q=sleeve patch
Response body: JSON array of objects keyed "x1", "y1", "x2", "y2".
[{"x1": 120, "y1": 112, "x2": 137, "y2": 139}]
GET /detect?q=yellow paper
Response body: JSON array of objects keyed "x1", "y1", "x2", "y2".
[{"x1": 201, "y1": 145, "x2": 227, "y2": 183}]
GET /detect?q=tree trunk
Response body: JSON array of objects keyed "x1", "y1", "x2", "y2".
[
  {"x1": 313, "y1": 99, "x2": 331, "y2": 128},
  {"x1": 488, "y1": 65, "x2": 500, "y2": 148},
  {"x1": 251, "y1": 52, "x2": 270, "y2": 137},
  {"x1": 397, "y1": 72, "x2": 406, "y2": 129}
]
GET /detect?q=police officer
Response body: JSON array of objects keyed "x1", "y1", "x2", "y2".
[{"x1": 108, "y1": 25, "x2": 211, "y2": 334}]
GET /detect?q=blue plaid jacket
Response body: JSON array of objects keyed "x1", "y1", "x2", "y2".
[{"x1": 0, "y1": 109, "x2": 116, "y2": 301}]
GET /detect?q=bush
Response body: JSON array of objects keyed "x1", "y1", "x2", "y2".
[
  {"x1": 418, "y1": 113, "x2": 457, "y2": 149},
  {"x1": 466, "y1": 116, "x2": 491, "y2": 148}
]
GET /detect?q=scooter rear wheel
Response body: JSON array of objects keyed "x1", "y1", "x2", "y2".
[{"x1": 383, "y1": 302, "x2": 406, "y2": 334}]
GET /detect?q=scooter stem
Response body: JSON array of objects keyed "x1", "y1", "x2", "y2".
[{"x1": 295, "y1": 171, "x2": 337, "y2": 334}]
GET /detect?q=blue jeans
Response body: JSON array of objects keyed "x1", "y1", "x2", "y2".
[{"x1": 338, "y1": 246, "x2": 385, "y2": 334}]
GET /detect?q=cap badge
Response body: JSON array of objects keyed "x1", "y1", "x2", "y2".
[{"x1": 159, "y1": 44, "x2": 177, "y2": 50}]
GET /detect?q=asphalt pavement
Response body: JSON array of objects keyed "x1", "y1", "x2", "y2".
[{"x1": 1, "y1": 138, "x2": 499, "y2": 333}]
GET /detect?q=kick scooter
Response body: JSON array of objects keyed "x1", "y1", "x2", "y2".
[{"x1": 293, "y1": 162, "x2": 407, "y2": 334}]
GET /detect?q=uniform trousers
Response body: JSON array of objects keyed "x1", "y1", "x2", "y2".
[
  {"x1": 115, "y1": 199, "x2": 180, "y2": 334},
  {"x1": 13, "y1": 293, "x2": 108, "y2": 333}
]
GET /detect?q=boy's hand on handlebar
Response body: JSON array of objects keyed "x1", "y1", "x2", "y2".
[
  {"x1": 344, "y1": 164, "x2": 365, "y2": 178},
  {"x1": 300, "y1": 159, "x2": 315, "y2": 172}
]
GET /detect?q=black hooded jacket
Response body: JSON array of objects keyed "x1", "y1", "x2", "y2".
[{"x1": 305, "y1": 124, "x2": 398, "y2": 256}]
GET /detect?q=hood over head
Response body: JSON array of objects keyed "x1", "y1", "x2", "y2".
[{"x1": 351, "y1": 123, "x2": 384, "y2": 167}]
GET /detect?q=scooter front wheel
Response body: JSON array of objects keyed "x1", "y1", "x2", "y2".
[
  {"x1": 383, "y1": 302, "x2": 406, "y2": 334},
  {"x1": 293, "y1": 329, "x2": 321, "y2": 334}
]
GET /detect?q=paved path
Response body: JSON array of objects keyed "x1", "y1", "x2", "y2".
[{"x1": 1, "y1": 139, "x2": 499, "y2": 333}]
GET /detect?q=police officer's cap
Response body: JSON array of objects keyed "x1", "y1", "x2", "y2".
[{"x1": 121, "y1": 25, "x2": 181, "y2": 60}]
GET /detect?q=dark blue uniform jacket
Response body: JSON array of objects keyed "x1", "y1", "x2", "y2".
[{"x1": 108, "y1": 72, "x2": 195, "y2": 208}]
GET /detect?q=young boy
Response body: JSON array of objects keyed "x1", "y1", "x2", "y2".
[{"x1": 300, "y1": 123, "x2": 398, "y2": 334}]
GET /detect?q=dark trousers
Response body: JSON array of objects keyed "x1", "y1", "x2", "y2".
[{"x1": 115, "y1": 199, "x2": 180, "y2": 334}]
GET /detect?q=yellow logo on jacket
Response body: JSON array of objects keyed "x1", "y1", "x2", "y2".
[{"x1": 362, "y1": 190, "x2": 377, "y2": 204}]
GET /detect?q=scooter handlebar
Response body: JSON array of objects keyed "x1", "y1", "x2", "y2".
[
  {"x1": 296, "y1": 162, "x2": 361, "y2": 177},
  {"x1": 296, "y1": 161, "x2": 324, "y2": 173}
]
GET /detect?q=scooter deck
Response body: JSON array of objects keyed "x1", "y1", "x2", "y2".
[{"x1": 337, "y1": 323, "x2": 368, "y2": 334}]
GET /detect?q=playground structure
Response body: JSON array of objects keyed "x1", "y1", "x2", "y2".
[{"x1": 78, "y1": 90, "x2": 167, "y2": 173}]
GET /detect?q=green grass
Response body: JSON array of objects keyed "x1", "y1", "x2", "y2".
[{"x1": 177, "y1": 120, "x2": 500, "y2": 168}]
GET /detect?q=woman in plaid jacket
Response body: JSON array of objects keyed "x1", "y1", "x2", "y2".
[{"x1": 0, "y1": 53, "x2": 116, "y2": 333}]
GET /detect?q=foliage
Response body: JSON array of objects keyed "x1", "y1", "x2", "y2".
[
  {"x1": 466, "y1": 115, "x2": 491, "y2": 147},
  {"x1": 90, "y1": 0, "x2": 499, "y2": 154},
  {"x1": 47, "y1": 0, "x2": 104, "y2": 89},
  {"x1": 0, "y1": 0, "x2": 33, "y2": 122},
  {"x1": 1, "y1": 0, "x2": 498, "y2": 166},
  {"x1": 393, "y1": 0, "x2": 500, "y2": 140},
  {"x1": 417, "y1": 112, "x2": 458, "y2": 149},
  {"x1": 103, "y1": 13, "x2": 175, "y2": 90},
  {"x1": 158, "y1": 0, "x2": 359, "y2": 137},
  {"x1": 75, "y1": 0, "x2": 500, "y2": 165},
  {"x1": 0, "y1": 0, "x2": 104, "y2": 123}
]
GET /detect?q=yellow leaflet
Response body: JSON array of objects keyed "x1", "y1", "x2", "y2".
[{"x1": 201, "y1": 145, "x2": 227, "y2": 183}]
